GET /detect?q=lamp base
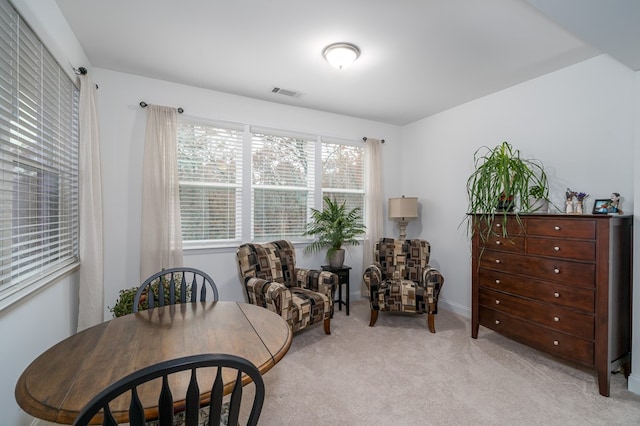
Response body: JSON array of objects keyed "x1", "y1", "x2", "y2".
[{"x1": 398, "y1": 221, "x2": 408, "y2": 240}]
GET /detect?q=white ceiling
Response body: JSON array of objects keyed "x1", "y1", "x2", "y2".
[{"x1": 55, "y1": 0, "x2": 640, "y2": 126}]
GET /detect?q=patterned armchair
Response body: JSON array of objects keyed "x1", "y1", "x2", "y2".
[
  {"x1": 236, "y1": 240, "x2": 337, "y2": 335},
  {"x1": 363, "y1": 238, "x2": 445, "y2": 333}
]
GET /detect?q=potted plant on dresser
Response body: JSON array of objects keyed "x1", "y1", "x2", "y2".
[
  {"x1": 466, "y1": 141, "x2": 549, "y2": 240},
  {"x1": 303, "y1": 196, "x2": 366, "y2": 267}
]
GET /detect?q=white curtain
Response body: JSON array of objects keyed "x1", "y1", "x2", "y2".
[
  {"x1": 77, "y1": 75, "x2": 104, "y2": 332},
  {"x1": 140, "y1": 105, "x2": 183, "y2": 281},
  {"x1": 361, "y1": 138, "x2": 383, "y2": 297}
]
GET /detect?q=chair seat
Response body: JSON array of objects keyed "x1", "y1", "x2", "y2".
[
  {"x1": 290, "y1": 288, "x2": 331, "y2": 331},
  {"x1": 376, "y1": 279, "x2": 431, "y2": 313}
]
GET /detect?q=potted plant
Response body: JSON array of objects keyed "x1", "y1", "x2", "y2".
[
  {"x1": 528, "y1": 184, "x2": 550, "y2": 213},
  {"x1": 466, "y1": 141, "x2": 549, "y2": 239},
  {"x1": 303, "y1": 196, "x2": 366, "y2": 267},
  {"x1": 108, "y1": 275, "x2": 191, "y2": 317}
]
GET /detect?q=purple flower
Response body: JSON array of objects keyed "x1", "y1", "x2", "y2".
[{"x1": 576, "y1": 192, "x2": 589, "y2": 201}]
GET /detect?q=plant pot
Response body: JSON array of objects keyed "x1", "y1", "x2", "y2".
[
  {"x1": 529, "y1": 197, "x2": 549, "y2": 213},
  {"x1": 496, "y1": 195, "x2": 515, "y2": 212},
  {"x1": 329, "y1": 249, "x2": 345, "y2": 268}
]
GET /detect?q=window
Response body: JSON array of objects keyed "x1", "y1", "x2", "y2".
[
  {"x1": 0, "y1": 0, "x2": 80, "y2": 302},
  {"x1": 251, "y1": 131, "x2": 314, "y2": 241},
  {"x1": 321, "y1": 141, "x2": 365, "y2": 222},
  {"x1": 177, "y1": 120, "x2": 243, "y2": 243},
  {"x1": 176, "y1": 121, "x2": 363, "y2": 246}
]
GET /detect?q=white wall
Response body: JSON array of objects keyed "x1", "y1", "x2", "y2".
[
  {"x1": 629, "y1": 70, "x2": 640, "y2": 394},
  {"x1": 93, "y1": 68, "x2": 401, "y2": 318}
]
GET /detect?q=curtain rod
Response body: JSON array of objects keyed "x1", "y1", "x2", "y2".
[
  {"x1": 73, "y1": 66, "x2": 99, "y2": 89},
  {"x1": 139, "y1": 101, "x2": 184, "y2": 114},
  {"x1": 362, "y1": 137, "x2": 385, "y2": 143}
]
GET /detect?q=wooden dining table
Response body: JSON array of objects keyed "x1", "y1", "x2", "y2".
[{"x1": 15, "y1": 301, "x2": 292, "y2": 424}]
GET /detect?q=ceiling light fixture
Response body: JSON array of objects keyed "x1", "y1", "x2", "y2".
[{"x1": 322, "y1": 42, "x2": 360, "y2": 70}]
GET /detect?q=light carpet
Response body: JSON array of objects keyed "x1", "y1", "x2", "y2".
[{"x1": 255, "y1": 300, "x2": 640, "y2": 426}]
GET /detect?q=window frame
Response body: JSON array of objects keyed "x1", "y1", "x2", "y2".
[{"x1": 176, "y1": 119, "x2": 365, "y2": 249}]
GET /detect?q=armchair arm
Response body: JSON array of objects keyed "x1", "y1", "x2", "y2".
[
  {"x1": 244, "y1": 277, "x2": 292, "y2": 318},
  {"x1": 294, "y1": 268, "x2": 336, "y2": 299},
  {"x1": 363, "y1": 263, "x2": 382, "y2": 302},
  {"x1": 420, "y1": 266, "x2": 445, "y2": 314}
]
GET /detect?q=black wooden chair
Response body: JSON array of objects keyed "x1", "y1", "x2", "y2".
[
  {"x1": 134, "y1": 267, "x2": 219, "y2": 312},
  {"x1": 72, "y1": 353, "x2": 265, "y2": 426}
]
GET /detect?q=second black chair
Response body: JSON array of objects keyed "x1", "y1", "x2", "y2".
[
  {"x1": 134, "y1": 267, "x2": 219, "y2": 312},
  {"x1": 72, "y1": 353, "x2": 265, "y2": 426}
]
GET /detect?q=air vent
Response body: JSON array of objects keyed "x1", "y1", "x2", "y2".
[{"x1": 271, "y1": 87, "x2": 300, "y2": 97}]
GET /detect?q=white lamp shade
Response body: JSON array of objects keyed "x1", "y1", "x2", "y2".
[{"x1": 388, "y1": 197, "x2": 418, "y2": 219}]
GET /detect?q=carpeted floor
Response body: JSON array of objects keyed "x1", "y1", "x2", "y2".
[{"x1": 255, "y1": 300, "x2": 640, "y2": 426}]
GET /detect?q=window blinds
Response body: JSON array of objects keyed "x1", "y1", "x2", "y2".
[{"x1": 0, "y1": 0, "x2": 79, "y2": 296}]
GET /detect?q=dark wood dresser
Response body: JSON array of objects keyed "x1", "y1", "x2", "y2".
[{"x1": 471, "y1": 213, "x2": 633, "y2": 396}]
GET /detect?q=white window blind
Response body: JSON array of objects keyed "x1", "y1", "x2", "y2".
[
  {"x1": 251, "y1": 131, "x2": 314, "y2": 240},
  {"x1": 177, "y1": 121, "x2": 243, "y2": 243},
  {"x1": 321, "y1": 141, "x2": 364, "y2": 221},
  {"x1": 0, "y1": 0, "x2": 80, "y2": 299}
]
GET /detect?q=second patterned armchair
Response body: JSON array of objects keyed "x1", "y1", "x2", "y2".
[
  {"x1": 236, "y1": 240, "x2": 338, "y2": 335},
  {"x1": 363, "y1": 238, "x2": 445, "y2": 333}
]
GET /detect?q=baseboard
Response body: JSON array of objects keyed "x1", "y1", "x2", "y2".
[
  {"x1": 628, "y1": 372, "x2": 640, "y2": 395},
  {"x1": 438, "y1": 299, "x2": 471, "y2": 319}
]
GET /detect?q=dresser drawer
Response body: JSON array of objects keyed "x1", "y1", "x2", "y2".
[
  {"x1": 526, "y1": 237, "x2": 595, "y2": 261},
  {"x1": 480, "y1": 234, "x2": 525, "y2": 253},
  {"x1": 526, "y1": 218, "x2": 596, "y2": 239},
  {"x1": 479, "y1": 307, "x2": 594, "y2": 366},
  {"x1": 479, "y1": 250, "x2": 595, "y2": 288},
  {"x1": 474, "y1": 216, "x2": 525, "y2": 237},
  {"x1": 478, "y1": 269, "x2": 595, "y2": 312},
  {"x1": 479, "y1": 288, "x2": 594, "y2": 338}
]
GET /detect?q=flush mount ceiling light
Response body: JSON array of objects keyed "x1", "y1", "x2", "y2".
[{"x1": 322, "y1": 42, "x2": 361, "y2": 69}]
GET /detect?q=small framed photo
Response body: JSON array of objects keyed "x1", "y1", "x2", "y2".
[{"x1": 592, "y1": 199, "x2": 610, "y2": 214}]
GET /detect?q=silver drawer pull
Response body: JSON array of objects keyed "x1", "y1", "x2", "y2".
[
  {"x1": 554, "y1": 268, "x2": 560, "y2": 274},
  {"x1": 554, "y1": 226, "x2": 561, "y2": 231},
  {"x1": 554, "y1": 246, "x2": 560, "y2": 251},
  {"x1": 496, "y1": 223, "x2": 502, "y2": 228},
  {"x1": 495, "y1": 320, "x2": 500, "y2": 325},
  {"x1": 553, "y1": 316, "x2": 559, "y2": 322},
  {"x1": 553, "y1": 340, "x2": 559, "y2": 346},
  {"x1": 495, "y1": 259, "x2": 501, "y2": 264},
  {"x1": 496, "y1": 240, "x2": 502, "y2": 245},
  {"x1": 495, "y1": 279, "x2": 501, "y2": 284},
  {"x1": 554, "y1": 292, "x2": 560, "y2": 298},
  {"x1": 495, "y1": 300, "x2": 500, "y2": 305}
]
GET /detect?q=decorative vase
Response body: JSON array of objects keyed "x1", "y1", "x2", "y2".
[
  {"x1": 329, "y1": 249, "x2": 345, "y2": 268},
  {"x1": 565, "y1": 200, "x2": 574, "y2": 214},
  {"x1": 576, "y1": 201, "x2": 583, "y2": 214},
  {"x1": 529, "y1": 197, "x2": 549, "y2": 213}
]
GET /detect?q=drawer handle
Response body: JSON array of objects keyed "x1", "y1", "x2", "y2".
[
  {"x1": 495, "y1": 320, "x2": 500, "y2": 325},
  {"x1": 495, "y1": 259, "x2": 501, "y2": 264},
  {"x1": 554, "y1": 226, "x2": 561, "y2": 231},
  {"x1": 553, "y1": 316, "x2": 559, "y2": 322},
  {"x1": 495, "y1": 240, "x2": 502, "y2": 245},
  {"x1": 496, "y1": 223, "x2": 502, "y2": 228},
  {"x1": 495, "y1": 300, "x2": 500, "y2": 305},
  {"x1": 495, "y1": 279, "x2": 501, "y2": 284},
  {"x1": 553, "y1": 340, "x2": 559, "y2": 346},
  {"x1": 554, "y1": 268, "x2": 560, "y2": 274},
  {"x1": 554, "y1": 292, "x2": 560, "y2": 298},
  {"x1": 554, "y1": 246, "x2": 560, "y2": 251}
]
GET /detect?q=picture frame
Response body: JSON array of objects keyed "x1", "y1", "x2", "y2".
[{"x1": 592, "y1": 199, "x2": 610, "y2": 214}]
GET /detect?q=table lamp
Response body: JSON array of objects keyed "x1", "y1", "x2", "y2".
[{"x1": 388, "y1": 196, "x2": 418, "y2": 240}]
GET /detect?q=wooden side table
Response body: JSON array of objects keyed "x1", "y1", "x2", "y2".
[{"x1": 322, "y1": 265, "x2": 351, "y2": 315}]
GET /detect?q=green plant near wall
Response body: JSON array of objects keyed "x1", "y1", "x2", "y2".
[
  {"x1": 466, "y1": 141, "x2": 549, "y2": 239},
  {"x1": 303, "y1": 196, "x2": 366, "y2": 258},
  {"x1": 108, "y1": 275, "x2": 191, "y2": 317}
]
